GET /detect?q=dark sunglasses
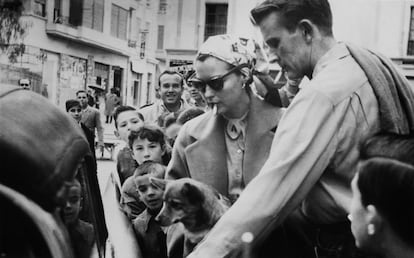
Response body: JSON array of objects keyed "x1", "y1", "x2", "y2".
[{"x1": 189, "y1": 63, "x2": 248, "y2": 92}]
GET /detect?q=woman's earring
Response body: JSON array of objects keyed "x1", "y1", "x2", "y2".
[{"x1": 367, "y1": 224, "x2": 375, "y2": 235}]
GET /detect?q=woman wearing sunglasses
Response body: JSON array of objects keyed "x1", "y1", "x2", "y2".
[{"x1": 166, "y1": 34, "x2": 285, "y2": 207}]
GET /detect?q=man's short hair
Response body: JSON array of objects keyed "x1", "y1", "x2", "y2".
[
  {"x1": 158, "y1": 70, "x2": 184, "y2": 87},
  {"x1": 19, "y1": 79, "x2": 30, "y2": 86},
  {"x1": 250, "y1": 0, "x2": 333, "y2": 36},
  {"x1": 76, "y1": 90, "x2": 87, "y2": 96},
  {"x1": 65, "y1": 99, "x2": 81, "y2": 112},
  {"x1": 113, "y1": 105, "x2": 144, "y2": 129}
]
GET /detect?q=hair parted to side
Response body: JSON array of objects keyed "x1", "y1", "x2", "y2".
[
  {"x1": 113, "y1": 105, "x2": 144, "y2": 129},
  {"x1": 250, "y1": 0, "x2": 333, "y2": 36},
  {"x1": 158, "y1": 70, "x2": 184, "y2": 87},
  {"x1": 358, "y1": 157, "x2": 414, "y2": 247},
  {"x1": 128, "y1": 123, "x2": 167, "y2": 150},
  {"x1": 133, "y1": 161, "x2": 166, "y2": 179}
]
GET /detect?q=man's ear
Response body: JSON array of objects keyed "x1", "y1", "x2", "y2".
[
  {"x1": 298, "y1": 19, "x2": 314, "y2": 43},
  {"x1": 366, "y1": 204, "x2": 383, "y2": 233},
  {"x1": 182, "y1": 182, "x2": 204, "y2": 204},
  {"x1": 114, "y1": 130, "x2": 120, "y2": 139}
]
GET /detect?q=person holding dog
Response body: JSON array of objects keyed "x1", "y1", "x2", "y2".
[
  {"x1": 166, "y1": 34, "x2": 285, "y2": 205},
  {"x1": 187, "y1": 1, "x2": 414, "y2": 257}
]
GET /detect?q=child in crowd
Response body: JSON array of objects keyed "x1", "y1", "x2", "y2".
[
  {"x1": 120, "y1": 123, "x2": 171, "y2": 220},
  {"x1": 132, "y1": 161, "x2": 168, "y2": 258},
  {"x1": 113, "y1": 106, "x2": 144, "y2": 185},
  {"x1": 65, "y1": 99, "x2": 95, "y2": 157},
  {"x1": 348, "y1": 133, "x2": 414, "y2": 258},
  {"x1": 61, "y1": 178, "x2": 95, "y2": 258},
  {"x1": 128, "y1": 123, "x2": 171, "y2": 166}
]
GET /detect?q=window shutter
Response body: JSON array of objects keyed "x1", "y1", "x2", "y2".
[
  {"x1": 81, "y1": 0, "x2": 93, "y2": 28},
  {"x1": 118, "y1": 7, "x2": 128, "y2": 39},
  {"x1": 93, "y1": 0, "x2": 104, "y2": 31},
  {"x1": 111, "y1": 5, "x2": 118, "y2": 37}
]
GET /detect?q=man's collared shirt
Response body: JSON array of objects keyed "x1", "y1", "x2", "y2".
[{"x1": 139, "y1": 99, "x2": 190, "y2": 127}]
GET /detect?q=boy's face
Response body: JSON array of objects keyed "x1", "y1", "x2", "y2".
[
  {"x1": 115, "y1": 110, "x2": 144, "y2": 142},
  {"x1": 68, "y1": 105, "x2": 82, "y2": 122},
  {"x1": 132, "y1": 138, "x2": 164, "y2": 164},
  {"x1": 63, "y1": 185, "x2": 82, "y2": 224},
  {"x1": 135, "y1": 175, "x2": 164, "y2": 211}
]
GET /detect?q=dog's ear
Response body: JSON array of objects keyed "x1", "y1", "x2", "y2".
[
  {"x1": 182, "y1": 182, "x2": 205, "y2": 204},
  {"x1": 150, "y1": 177, "x2": 167, "y2": 190}
]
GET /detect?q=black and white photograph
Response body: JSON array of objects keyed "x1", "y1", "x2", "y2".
[{"x1": 1, "y1": 0, "x2": 414, "y2": 257}]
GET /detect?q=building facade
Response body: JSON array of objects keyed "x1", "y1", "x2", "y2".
[
  {"x1": 2, "y1": 0, "x2": 414, "y2": 109},
  {"x1": 0, "y1": 0, "x2": 159, "y2": 109}
]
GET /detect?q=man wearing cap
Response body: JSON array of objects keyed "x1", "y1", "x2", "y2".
[
  {"x1": 139, "y1": 70, "x2": 191, "y2": 127},
  {"x1": 166, "y1": 34, "x2": 285, "y2": 204},
  {"x1": 188, "y1": 1, "x2": 414, "y2": 257}
]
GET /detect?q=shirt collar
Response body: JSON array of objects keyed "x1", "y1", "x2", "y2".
[
  {"x1": 225, "y1": 111, "x2": 249, "y2": 140},
  {"x1": 312, "y1": 42, "x2": 349, "y2": 78},
  {"x1": 160, "y1": 99, "x2": 185, "y2": 113}
]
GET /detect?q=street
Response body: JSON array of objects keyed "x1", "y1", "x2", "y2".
[{"x1": 96, "y1": 119, "x2": 121, "y2": 194}]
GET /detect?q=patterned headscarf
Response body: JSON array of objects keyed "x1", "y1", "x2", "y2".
[{"x1": 196, "y1": 34, "x2": 269, "y2": 80}]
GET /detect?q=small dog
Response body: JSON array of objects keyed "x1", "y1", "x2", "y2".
[{"x1": 154, "y1": 177, "x2": 230, "y2": 255}]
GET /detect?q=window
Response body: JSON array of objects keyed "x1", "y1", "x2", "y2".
[
  {"x1": 33, "y1": 0, "x2": 46, "y2": 17},
  {"x1": 157, "y1": 25, "x2": 164, "y2": 50},
  {"x1": 408, "y1": 7, "x2": 414, "y2": 55},
  {"x1": 159, "y1": 0, "x2": 167, "y2": 14},
  {"x1": 147, "y1": 73, "x2": 152, "y2": 105},
  {"x1": 204, "y1": 4, "x2": 228, "y2": 41},
  {"x1": 81, "y1": 0, "x2": 104, "y2": 31},
  {"x1": 111, "y1": 4, "x2": 128, "y2": 40}
]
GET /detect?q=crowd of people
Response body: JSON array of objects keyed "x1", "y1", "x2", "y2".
[{"x1": 6, "y1": 0, "x2": 414, "y2": 258}]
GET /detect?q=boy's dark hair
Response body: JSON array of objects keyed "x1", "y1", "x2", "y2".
[
  {"x1": 113, "y1": 105, "x2": 144, "y2": 129},
  {"x1": 358, "y1": 157, "x2": 414, "y2": 247},
  {"x1": 177, "y1": 107, "x2": 205, "y2": 125},
  {"x1": 65, "y1": 99, "x2": 81, "y2": 112},
  {"x1": 133, "y1": 161, "x2": 166, "y2": 179},
  {"x1": 359, "y1": 132, "x2": 414, "y2": 166},
  {"x1": 158, "y1": 70, "x2": 184, "y2": 87},
  {"x1": 75, "y1": 89, "x2": 87, "y2": 96},
  {"x1": 128, "y1": 124, "x2": 166, "y2": 150},
  {"x1": 250, "y1": 0, "x2": 333, "y2": 36}
]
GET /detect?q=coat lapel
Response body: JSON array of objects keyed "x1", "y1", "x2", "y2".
[
  {"x1": 185, "y1": 114, "x2": 229, "y2": 196},
  {"x1": 243, "y1": 96, "x2": 284, "y2": 184}
]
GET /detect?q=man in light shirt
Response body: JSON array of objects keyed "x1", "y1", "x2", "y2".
[{"x1": 188, "y1": 0, "x2": 414, "y2": 257}]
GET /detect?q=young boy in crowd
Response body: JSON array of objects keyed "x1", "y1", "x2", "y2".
[
  {"x1": 132, "y1": 161, "x2": 168, "y2": 258},
  {"x1": 61, "y1": 178, "x2": 95, "y2": 258},
  {"x1": 120, "y1": 123, "x2": 171, "y2": 220},
  {"x1": 66, "y1": 99, "x2": 95, "y2": 157},
  {"x1": 113, "y1": 106, "x2": 144, "y2": 185}
]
